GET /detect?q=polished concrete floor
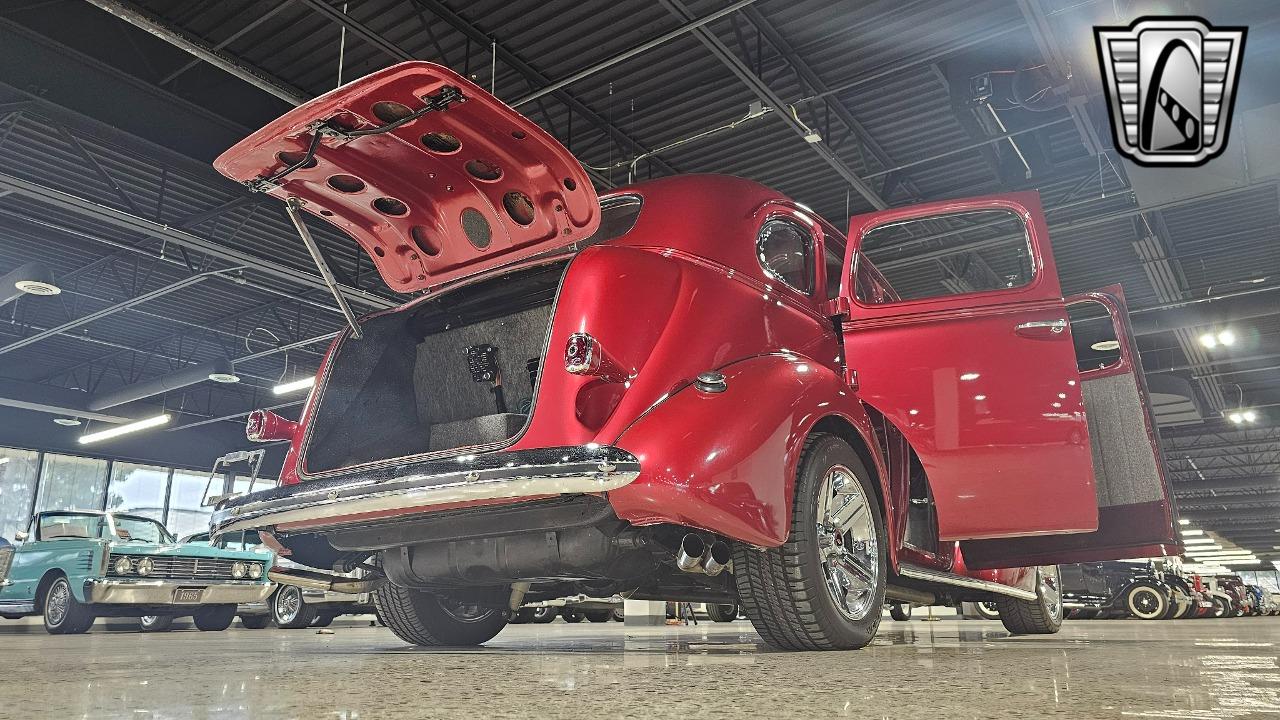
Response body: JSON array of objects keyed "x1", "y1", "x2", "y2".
[{"x1": 2, "y1": 616, "x2": 1279, "y2": 719}]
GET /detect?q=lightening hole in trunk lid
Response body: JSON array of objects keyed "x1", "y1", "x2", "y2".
[
  {"x1": 410, "y1": 226, "x2": 441, "y2": 256},
  {"x1": 503, "y1": 191, "x2": 535, "y2": 226},
  {"x1": 327, "y1": 174, "x2": 366, "y2": 193},
  {"x1": 465, "y1": 159, "x2": 502, "y2": 182},
  {"x1": 276, "y1": 151, "x2": 318, "y2": 169},
  {"x1": 461, "y1": 209, "x2": 491, "y2": 249},
  {"x1": 371, "y1": 101, "x2": 414, "y2": 124},
  {"x1": 373, "y1": 197, "x2": 409, "y2": 216},
  {"x1": 421, "y1": 132, "x2": 461, "y2": 154}
]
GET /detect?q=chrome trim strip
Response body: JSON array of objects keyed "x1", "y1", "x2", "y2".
[
  {"x1": 212, "y1": 445, "x2": 640, "y2": 535},
  {"x1": 897, "y1": 563, "x2": 1038, "y2": 601},
  {"x1": 0, "y1": 599, "x2": 34, "y2": 614}
]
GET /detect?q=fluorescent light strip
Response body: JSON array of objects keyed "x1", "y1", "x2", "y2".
[
  {"x1": 272, "y1": 376, "x2": 315, "y2": 395},
  {"x1": 1180, "y1": 529, "x2": 1205, "y2": 536},
  {"x1": 78, "y1": 414, "x2": 170, "y2": 444}
]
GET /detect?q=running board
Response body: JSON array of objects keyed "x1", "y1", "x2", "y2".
[{"x1": 897, "y1": 564, "x2": 1037, "y2": 601}]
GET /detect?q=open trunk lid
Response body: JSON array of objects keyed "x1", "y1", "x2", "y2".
[{"x1": 213, "y1": 61, "x2": 601, "y2": 293}]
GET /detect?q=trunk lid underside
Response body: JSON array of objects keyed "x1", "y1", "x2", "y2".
[{"x1": 213, "y1": 61, "x2": 601, "y2": 293}]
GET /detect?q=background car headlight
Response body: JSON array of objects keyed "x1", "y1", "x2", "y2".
[
  {"x1": 135, "y1": 557, "x2": 153, "y2": 576},
  {"x1": 113, "y1": 556, "x2": 133, "y2": 575},
  {"x1": 231, "y1": 561, "x2": 247, "y2": 579},
  {"x1": 247, "y1": 563, "x2": 262, "y2": 580}
]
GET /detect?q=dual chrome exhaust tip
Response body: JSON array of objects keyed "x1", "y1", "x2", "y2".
[{"x1": 676, "y1": 534, "x2": 732, "y2": 577}]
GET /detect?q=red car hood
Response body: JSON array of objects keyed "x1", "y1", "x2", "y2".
[{"x1": 214, "y1": 61, "x2": 601, "y2": 294}]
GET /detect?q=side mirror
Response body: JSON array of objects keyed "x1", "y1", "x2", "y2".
[
  {"x1": 13, "y1": 531, "x2": 28, "y2": 542},
  {"x1": 246, "y1": 409, "x2": 300, "y2": 442}
]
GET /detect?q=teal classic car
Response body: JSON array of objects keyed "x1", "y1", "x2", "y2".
[{"x1": 0, "y1": 510, "x2": 273, "y2": 634}]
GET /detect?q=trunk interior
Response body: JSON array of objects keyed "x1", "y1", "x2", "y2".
[{"x1": 303, "y1": 261, "x2": 569, "y2": 474}]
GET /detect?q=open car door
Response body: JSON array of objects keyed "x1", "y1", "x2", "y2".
[
  {"x1": 843, "y1": 191, "x2": 1100, "y2": 542},
  {"x1": 961, "y1": 286, "x2": 1182, "y2": 568}
]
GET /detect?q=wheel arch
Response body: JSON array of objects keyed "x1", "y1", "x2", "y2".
[{"x1": 34, "y1": 569, "x2": 67, "y2": 613}]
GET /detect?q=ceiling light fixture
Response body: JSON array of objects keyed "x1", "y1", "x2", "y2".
[
  {"x1": 1090, "y1": 340, "x2": 1120, "y2": 352},
  {"x1": 52, "y1": 417, "x2": 82, "y2": 427},
  {"x1": 272, "y1": 376, "x2": 315, "y2": 395},
  {"x1": 77, "y1": 414, "x2": 170, "y2": 445},
  {"x1": 1180, "y1": 528, "x2": 1203, "y2": 535},
  {"x1": 1200, "y1": 329, "x2": 1238, "y2": 349},
  {"x1": 1179, "y1": 518, "x2": 1191, "y2": 526},
  {"x1": 207, "y1": 371, "x2": 241, "y2": 384}
]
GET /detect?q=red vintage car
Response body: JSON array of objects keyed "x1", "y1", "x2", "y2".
[{"x1": 210, "y1": 62, "x2": 1182, "y2": 650}]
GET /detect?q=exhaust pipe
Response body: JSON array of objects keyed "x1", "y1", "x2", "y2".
[
  {"x1": 675, "y1": 535, "x2": 733, "y2": 576},
  {"x1": 676, "y1": 535, "x2": 706, "y2": 572},
  {"x1": 703, "y1": 541, "x2": 731, "y2": 577}
]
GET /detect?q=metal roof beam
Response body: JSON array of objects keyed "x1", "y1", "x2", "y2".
[
  {"x1": 83, "y1": 0, "x2": 307, "y2": 105},
  {"x1": 658, "y1": 0, "x2": 886, "y2": 210},
  {"x1": 0, "y1": 171, "x2": 395, "y2": 310}
]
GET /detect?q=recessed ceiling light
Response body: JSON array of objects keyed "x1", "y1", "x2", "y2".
[
  {"x1": 14, "y1": 279, "x2": 60, "y2": 296},
  {"x1": 207, "y1": 372, "x2": 241, "y2": 384},
  {"x1": 1199, "y1": 333, "x2": 1217, "y2": 349},
  {"x1": 1217, "y1": 329, "x2": 1236, "y2": 346},
  {"x1": 1090, "y1": 340, "x2": 1120, "y2": 351}
]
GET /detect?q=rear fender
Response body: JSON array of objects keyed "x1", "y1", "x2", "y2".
[{"x1": 609, "y1": 354, "x2": 892, "y2": 552}]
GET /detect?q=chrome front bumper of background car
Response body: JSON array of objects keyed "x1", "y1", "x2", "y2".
[
  {"x1": 84, "y1": 579, "x2": 274, "y2": 605},
  {"x1": 210, "y1": 445, "x2": 641, "y2": 535}
]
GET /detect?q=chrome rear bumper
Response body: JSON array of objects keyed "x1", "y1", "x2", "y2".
[
  {"x1": 84, "y1": 579, "x2": 274, "y2": 605},
  {"x1": 211, "y1": 445, "x2": 640, "y2": 535}
]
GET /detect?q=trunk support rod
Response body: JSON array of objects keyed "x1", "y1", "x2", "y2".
[{"x1": 284, "y1": 197, "x2": 363, "y2": 340}]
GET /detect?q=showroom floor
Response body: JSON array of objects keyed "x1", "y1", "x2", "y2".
[{"x1": 2, "y1": 618, "x2": 1277, "y2": 719}]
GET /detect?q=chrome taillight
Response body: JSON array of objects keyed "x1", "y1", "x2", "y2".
[{"x1": 565, "y1": 333, "x2": 628, "y2": 383}]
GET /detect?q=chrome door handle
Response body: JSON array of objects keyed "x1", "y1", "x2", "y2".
[{"x1": 1015, "y1": 318, "x2": 1067, "y2": 338}]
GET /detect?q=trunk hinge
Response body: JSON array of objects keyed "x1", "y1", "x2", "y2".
[{"x1": 284, "y1": 196, "x2": 364, "y2": 340}]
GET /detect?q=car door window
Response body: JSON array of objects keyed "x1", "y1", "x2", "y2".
[
  {"x1": 757, "y1": 218, "x2": 814, "y2": 295},
  {"x1": 858, "y1": 209, "x2": 1033, "y2": 303}
]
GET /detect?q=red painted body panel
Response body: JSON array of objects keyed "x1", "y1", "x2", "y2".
[
  {"x1": 213, "y1": 61, "x2": 600, "y2": 293},
  {"x1": 843, "y1": 193, "x2": 1099, "y2": 540}
]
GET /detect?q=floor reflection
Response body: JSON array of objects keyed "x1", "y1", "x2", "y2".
[{"x1": 2, "y1": 617, "x2": 1279, "y2": 719}]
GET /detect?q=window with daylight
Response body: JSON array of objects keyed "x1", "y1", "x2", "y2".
[
  {"x1": 33, "y1": 454, "x2": 108, "y2": 515},
  {"x1": 105, "y1": 463, "x2": 171, "y2": 523},
  {"x1": 165, "y1": 468, "x2": 214, "y2": 540},
  {"x1": 0, "y1": 448, "x2": 40, "y2": 540}
]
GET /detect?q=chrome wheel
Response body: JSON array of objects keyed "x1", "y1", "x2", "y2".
[
  {"x1": 45, "y1": 580, "x2": 69, "y2": 627},
  {"x1": 275, "y1": 586, "x2": 301, "y2": 625},
  {"x1": 1038, "y1": 565, "x2": 1062, "y2": 619},
  {"x1": 441, "y1": 600, "x2": 498, "y2": 624},
  {"x1": 816, "y1": 464, "x2": 879, "y2": 621}
]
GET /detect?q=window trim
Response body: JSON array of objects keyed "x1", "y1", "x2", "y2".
[
  {"x1": 851, "y1": 207, "x2": 1039, "y2": 309},
  {"x1": 756, "y1": 217, "x2": 816, "y2": 296}
]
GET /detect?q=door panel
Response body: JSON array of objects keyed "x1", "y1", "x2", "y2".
[
  {"x1": 843, "y1": 192, "x2": 1098, "y2": 541},
  {"x1": 961, "y1": 286, "x2": 1182, "y2": 569}
]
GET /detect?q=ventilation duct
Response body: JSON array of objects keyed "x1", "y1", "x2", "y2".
[{"x1": 88, "y1": 358, "x2": 238, "y2": 411}]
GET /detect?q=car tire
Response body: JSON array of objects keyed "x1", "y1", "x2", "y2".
[
  {"x1": 612, "y1": 608, "x2": 625, "y2": 622},
  {"x1": 193, "y1": 605, "x2": 237, "y2": 631},
  {"x1": 1211, "y1": 597, "x2": 1230, "y2": 618},
  {"x1": 583, "y1": 609, "x2": 613, "y2": 623},
  {"x1": 889, "y1": 603, "x2": 912, "y2": 621},
  {"x1": 706, "y1": 603, "x2": 739, "y2": 622},
  {"x1": 972, "y1": 601, "x2": 1001, "y2": 620},
  {"x1": 373, "y1": 583, "x2": 508, "y2": 646},
  {"x1": 531, "y1": 606, "x2": 558, "y2": 624},
  {"x1": 560, "y1": 609, "x2": 585, "y2": 623},
  {"x1": 43, "y1": 575, "x2": 95, "y2": 635},
  {"x1": 509, "y1": 607, "x2": 535, "y2": 624},
  {"x1": 734, "y1": 434, "x2": 888, "y2": 651},
  {"x1": 1124, "y1": 584, "x2": 1168, "y2": 620},
  {"x1": 139, "y1": 615, "x2": 174, "y2": 632},
  {"x1": 312, "y1": 613, "x2": 337, "y2": 628},
  {"x1": 996, "y1": 565, "x2": 1063, "y2": 635},
  {"x1": 239, "y1": 614, "x2": 272, "y2": 630},
  {"x1": 272, "y1": 586, "x2": 317, "y2": 629}
]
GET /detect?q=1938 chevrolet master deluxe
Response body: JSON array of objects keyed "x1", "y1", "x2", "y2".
[{"x1": 210, "y1": 62, "x2": 1181, "y2": 650}]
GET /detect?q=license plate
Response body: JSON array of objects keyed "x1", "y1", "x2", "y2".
[{"x1": 174, "y1": 588, "x2": 204, "y2": 603}]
